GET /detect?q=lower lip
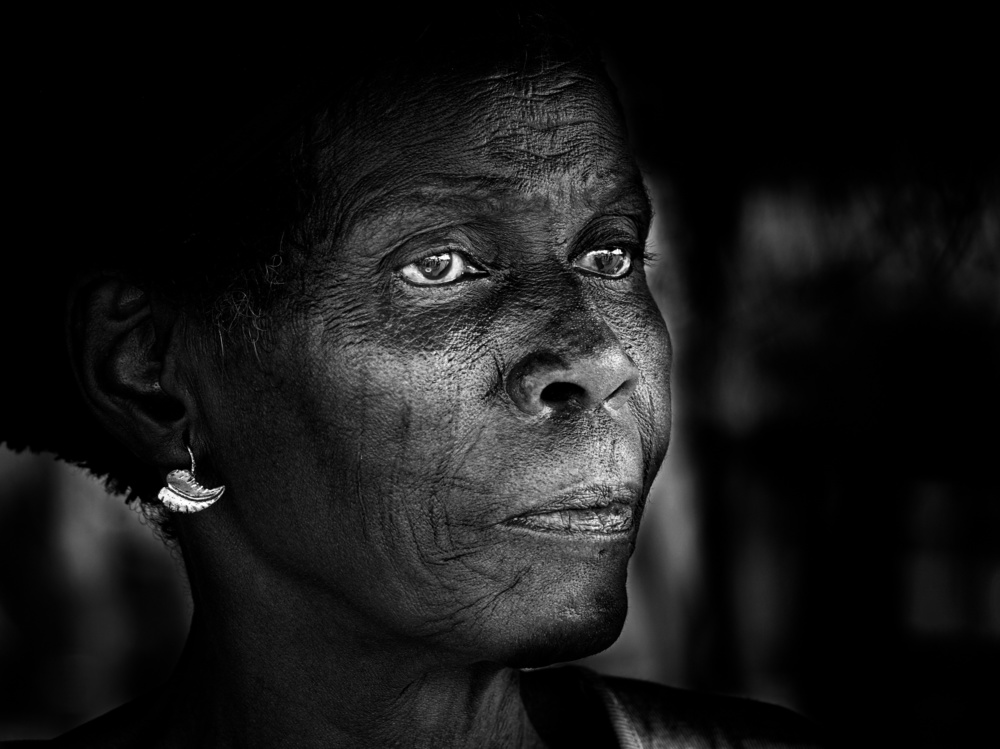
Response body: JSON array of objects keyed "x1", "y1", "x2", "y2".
[{"x1": 504, "y1": 503, "x2": 635, "y2": 536}]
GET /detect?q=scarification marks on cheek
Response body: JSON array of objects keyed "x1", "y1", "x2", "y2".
[
  {"x1": 354, "y1": 441, "x2": 370, "y2": 543},
  {"x1": 391, "y1": 484, "x2": 539, "y2": 640},
  {"x1": 406, "y1": 568, "x2": 532, "y2": 643},
  {"x1": 466, "y1": 565, "x2": 533, "y2": 630},
  {"x1": 430, "y1": 418, "x2": 485, "y2": 499}
]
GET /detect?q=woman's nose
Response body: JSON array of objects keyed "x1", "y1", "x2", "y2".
[{"x1": 505, "y1": 346, "x2": 640, "y2": 416}]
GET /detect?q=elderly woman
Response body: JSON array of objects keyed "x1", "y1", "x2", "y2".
[{"x1": 4, "y1": 10, "x2": 825, "y2": 749}]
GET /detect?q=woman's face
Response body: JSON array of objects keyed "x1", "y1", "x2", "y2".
[{"x1": 190, "y1": 63, "x2": 671, "y2": 666}]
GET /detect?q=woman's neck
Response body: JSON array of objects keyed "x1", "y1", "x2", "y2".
[{"x1": 139, "y1": 564, "x2": 549, "y2": 749}]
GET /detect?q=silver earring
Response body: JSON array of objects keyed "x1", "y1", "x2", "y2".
[{"x1": 158, "y1": 445, "x2": 226, "y2": 513}]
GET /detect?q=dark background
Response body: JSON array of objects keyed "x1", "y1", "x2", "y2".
[{"x1": 2, "y1": 10, "x2": 998, "y2": 747}]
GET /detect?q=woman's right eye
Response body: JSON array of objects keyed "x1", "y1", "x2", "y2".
[{"x1": 400, "y1": 250, "x2": 486, "y2": 286}]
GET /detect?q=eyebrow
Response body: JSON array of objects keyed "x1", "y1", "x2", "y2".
[{"x1": 337, "y1": 170, "x2": 652, "y2": 252}]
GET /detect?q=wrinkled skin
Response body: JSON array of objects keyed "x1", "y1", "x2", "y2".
[
  {"x1": 70, "y1": 60, "x2": 671, "y2": 748},
  {"x1": 198, "y1": 64, "x2": 671, "y2": 657}
]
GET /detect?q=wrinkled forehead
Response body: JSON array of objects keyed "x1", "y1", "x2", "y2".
[{"x1": 325, "y1": 60, "x2": 638, "y2": 220}]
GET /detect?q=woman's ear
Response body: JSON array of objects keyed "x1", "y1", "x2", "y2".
[{"x1": 67, "y1": 273, "x2": 190, "y2": 469}]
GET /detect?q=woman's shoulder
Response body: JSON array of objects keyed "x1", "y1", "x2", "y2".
[
  {"x1": 1, "y1": 718, "x2": 135, "y2": 749},
  {"x1": 531, "y1": 665, "x2": 830, "y2": 748},
  {"x1": 1, "y1": 692, "x2": 167, "y2": 748}
]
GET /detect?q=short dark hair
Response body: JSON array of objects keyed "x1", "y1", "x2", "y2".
[{"x1": 3, "y1": 7, "x2": 608, "y2": 536}]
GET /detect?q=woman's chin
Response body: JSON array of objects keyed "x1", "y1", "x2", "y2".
[
  {"x1": 476, "y1": 581, "x2": 630, "y2": 669},
  {"x1": 505, "y1": 606, "x2": 628, "y2": 668}
]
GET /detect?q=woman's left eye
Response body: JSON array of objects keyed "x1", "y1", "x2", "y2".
[
  {"x1": 574, "y1": 247, "x2": 633, "y2": 278},
  {"x1": 400, "y1": 250, "x2": 486, "y2": 286}
]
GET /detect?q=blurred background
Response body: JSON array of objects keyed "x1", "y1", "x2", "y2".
[{"x1": 2, "y1": 10, "x2": 997, "y2": 747}]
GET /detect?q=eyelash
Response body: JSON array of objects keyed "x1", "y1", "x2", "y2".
[
  {"x1": 573, "y1": 218, "x2": 653, "y2": 266},
  {"x1": 631, "y1": 242, "x2": 657, "y2": 267},
  {"x1": 601, "y1": 240, "x2": 655, "y2": 265}
]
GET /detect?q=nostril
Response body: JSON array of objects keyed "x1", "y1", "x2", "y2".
[
  {"x1": 540, "y1": 381, "x2": 587, "y2": 407},
  {"x1": 505, "y1": 349, "x2": 638, "y2": 415},
  {"x1": 605, "y1": 377, "x2": 638, "y2": 410}
]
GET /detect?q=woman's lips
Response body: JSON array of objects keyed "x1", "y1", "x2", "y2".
[
  {"x1": 503, "y1": 484, "x2": 640, "y2": 536},
  {"x1": 505, "y1": 503, "x2": 635, "y2": 535}
]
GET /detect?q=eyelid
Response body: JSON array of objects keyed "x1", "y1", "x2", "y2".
[
  {"x1": 571, "y1": 216, "x2": 648, "y2": 254},
  {"x1": 374, "y1": 220, "x2": 480, "y2": 274},
  {"x1": 392, "y1": 239, "x2": 485, "y2": 270}
]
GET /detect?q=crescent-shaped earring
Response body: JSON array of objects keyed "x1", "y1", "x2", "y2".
[{"x1": 158, "y1": 445, "x2": 226, "y2": 514}]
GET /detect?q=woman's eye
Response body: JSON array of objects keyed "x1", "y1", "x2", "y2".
[
  {"x1": 574, "y1": 247, "x2": 632, "y2": 278},
  {"x1": 400, "y1": 251, "x2": 485, "y2": 286}
]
